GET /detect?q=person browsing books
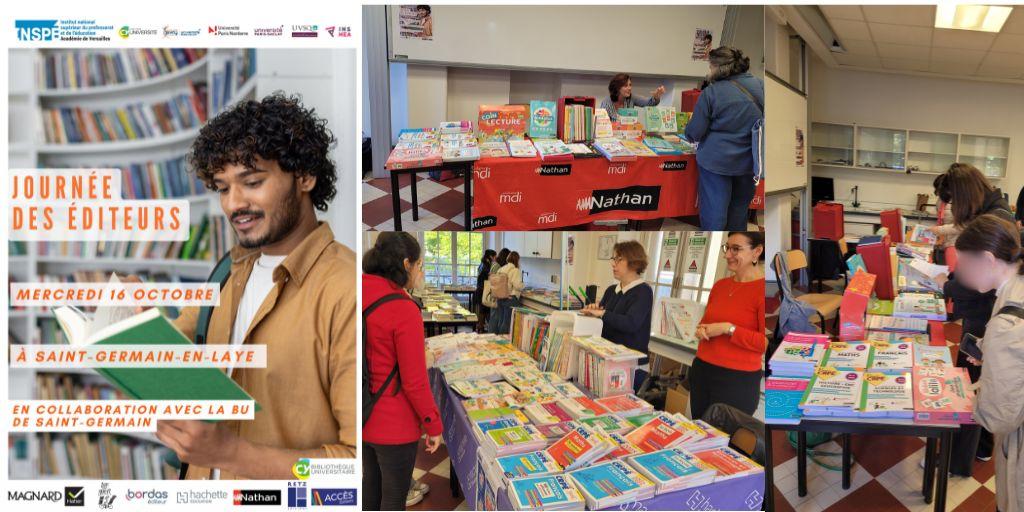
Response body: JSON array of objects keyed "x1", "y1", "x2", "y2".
[
  {"x1": 579, "y1": 241, "x2": 654, "y2": 393},
  {"x1": 947, "y1": 214, "x2": 1024, "y2": 512},
  {"x1": 362, "y1": 233, "x2": 443, "y2": 511},
  {"x1": 684, "y1": 47, "x2": 764, "y2": 231},
  {"x1": 600, "y1": 73, "x2": 665, "y2": 122},
  {"x1": 487, "y1": 251, "x2": 525, "y2": 334},
  {"x1": 149, "y1": 93, "x2": 356, "y2": 479},
  {"x1": 473, "y1": 249, "x2": 497, "y2": 332},
  {"x1": 689, "y1": 232, "x2": 766, "y2": 420}
]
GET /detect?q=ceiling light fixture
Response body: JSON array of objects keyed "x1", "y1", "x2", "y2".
[{"x1": 935, "y1": 4, "x2": 1013, "y2": 32}]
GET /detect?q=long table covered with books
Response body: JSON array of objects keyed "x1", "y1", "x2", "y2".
[
  {"x1": 764, "y1": 236, "x2": 970, "y2": 512},
  {"x1": 426, "y1": 310, "x2": 767, "y2": 511},
  {"x1": 471, "y1": 154, "x2": 765, "y2": 231}
]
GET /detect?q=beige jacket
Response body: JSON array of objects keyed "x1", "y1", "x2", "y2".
[
  {"x1": 976, "y1": 273, "x2": 1024, "y2": 512},
  {"x1": 173, "y1": 222, "x2": 357, "y2": 479}
]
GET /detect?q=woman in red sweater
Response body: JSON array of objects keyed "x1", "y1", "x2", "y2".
[
  {"x1": 690, "y1": 231, "x2": 766, "y2": 420},
  {"x1": 362, "y1": 232, "x2": 443, "y2": 511}
]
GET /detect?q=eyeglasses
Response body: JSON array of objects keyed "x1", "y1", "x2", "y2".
[
  {"x1": 721, "y1": 244, "x2": 751, "y2": 254},
  {"x1": 612, "y1": 256, "x2": 626, "y2": 263}
]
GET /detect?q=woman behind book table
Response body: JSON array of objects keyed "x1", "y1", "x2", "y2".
[
  {"x1": 689, "y1": 232, "x2": 766, "y2": 420},
  {"x1": 946, "y1": 214, "x2": 1024, "y2": 512},
  {"x1": 363, "y1": 233, "x2": 443, "y2": 511},
  {"x1": 579, "y1": 240, "x2": 654, "y2": 394},
  {"x1": 600, "y1": 73, "x2": 666, "y2": 122}
]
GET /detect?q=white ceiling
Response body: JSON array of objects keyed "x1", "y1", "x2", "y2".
[{"x1": 818, "y1": 5, "x2": 1024, "y2": 82}]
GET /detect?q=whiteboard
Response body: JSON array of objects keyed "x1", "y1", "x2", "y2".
[
  {"x1": 387, "y1": 5, "x2": 727, "y2": 78},
  {"x1": 765, "y1": 73, "x2": 808, "y2": 194}
]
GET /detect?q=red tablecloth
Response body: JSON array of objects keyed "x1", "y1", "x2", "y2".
[{"x1": 471, "y1": 154, "x2": 764, "y2": 231}]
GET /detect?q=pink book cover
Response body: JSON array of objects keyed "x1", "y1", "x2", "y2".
[
  {"x1": 542, "y1": 401, "x2": 574, "y2": 423},
  {"x1": 783, "y1": 332, "x2": 831, "y2": 345},
  {"x1": 913, "y1": 366, "x2": 974, "y2": 424}
]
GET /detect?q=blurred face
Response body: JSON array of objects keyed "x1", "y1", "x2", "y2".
[
  {"x1": 619, "y1": 80, "x2": 632, "y2": 100},
  {"x1": 722, "y1": 234, "x2": 761, "y2": 273},
  {"x1": 611, "y1": 253, "x2": 633, "y2": 281},
  {"x1": 953, "y1": 250, "x2": 998, "y2": 292},
  {"x1": 417, "y1": 8, "x2": 428, "y2": 17},
  {"x1": 213, "y1": 157, "x2": 311, "y2": 249},
  {"x1": 405, "y1": 258, "x2": 424, "y2": 289}
]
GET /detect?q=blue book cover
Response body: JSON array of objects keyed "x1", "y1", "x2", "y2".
[
  {"x1": 568, "y1": 460, "x2": 649, "y2": 499},
  {"x1": 475, "y1": 417, "x2": 521, "y2": 436},
  {"x1": 628, "y1": 448, "x2": 703, "y2": 482},
  {"x1": 529, "y1": 100, "x2": 557, "y2": 139},
  {"x1": 496, "y1": 451, "x2": 561, "y2": 480},
  {"x1": 847, "y1": 254, "x2": 867, "y2": 275},
  {"x1": 509, "y1": 475, "x2": 582, "y2": 509},
  {"x1": 765, "y1": 377, "x2": 809, "y2": 424}
]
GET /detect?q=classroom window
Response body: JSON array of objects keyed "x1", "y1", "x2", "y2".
[
  {"x1": 423, "y1": 231, "x2": 483, "y2": 287},
  {"x1": 646, "y1": 231, "x2": 725, "y2": 307}
]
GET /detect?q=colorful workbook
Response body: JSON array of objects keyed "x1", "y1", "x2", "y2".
[
  {"x1": 626, "y1": 448, "x2": 717, "y2": 494},
  {"x1": 544, "y1": 424, "x2": 614, "y2": 471},
  {"x1": 819, "y1": 341, "x2": 874, "y2": 370},
  {"x1": 691, "y1": 447, "x2": 764, "y2": 482},
  {"x1": 567, "y1": 460, "x2": 656, "y2": 509},
  {"x1": 642, "y1": 136, "x2": 683, "y2": 155},
  {"x1": 532, "y1": 138, "x2": 574, "y2": 162},
  {"x1": 558, "y1": 396, "x2": 612, "y2": 419},
  {"x1": 768, "y1": 335, "x2": 829, "y2": 378},
  {"x1": 529, "y1": 100, "x2": 557, "y2": 139},
  {"x1": 624, "y1": 412, "x2": 693, "y2": 452},
  {"x1": 508, "y1": 139, "x2": 539, "y2": 158},
  {"x1": 619, "y1": 138, "x2": 658, "y2": 157},
  {"x1": 858, "y1": 370, "x2": 914, "y2": 418},
  {"x1": 765, "y1": 377, "x2": 810, "y2": 425},
  {"x1": 478, "y1": 104, "x2": 527, "y2": 142},
  {"x1": 479, "y1": 141, "x2": 510, "y2": 158},
  {"x1": 799, "y1": 366, "x2": 863, "y2": 417},
  {"x1": 893, "y1": 292, "x2": 946, "y2": 321},
  {"x1": 507, "y1": 474, "x2": 586, "y2": 511},
  {"x1": 867, "y1": 339, "x2": 914, "y2": 370},
  {"x1": 593, "y1": 138, "x2": 637, "y2": 162},
  {"x1": 598, "y1": 432, "x2": 645, "y2": 462},
  {"x1": 913, "y1": 345, "x2": 953, "y2": 368},
  {"x1": 579, "y1": 414, "x2": 631, "y2": 435},
  {"x1": 495, "y1": 450, "x2": 563, "y2": 483},
  {"x1": 595, "y1": 394, "x2": 655, "y2": 417},
  {"x1": 866, "y1": 314, "x2": 928, "y2": 333},
  {"x1": 913, "y1": 366, "x2": 975, "y2": 424}
]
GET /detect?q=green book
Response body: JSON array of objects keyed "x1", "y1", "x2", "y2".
[
  {"x1": 867, "y1": 298, "x2": 893, "y2": 316},
  {"x1": 54, "y1": 305, "x2": 259, "y2": 410}
]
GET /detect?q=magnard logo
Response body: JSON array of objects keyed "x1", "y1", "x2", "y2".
[
  {"x1": 15, "y1": 20, "x2": 59, "y2": 41},
  {"x1": 577, "y1": 185, "x2": 661, "y2": 214},
  {"x1": 9, "y1": 489, "x2": 61, "y2": 502},
  {"x1": 661, "y1": 160, "x2": 689, "y2": 171},
  {"x1": 537, "y1": 164, "x2": 571, "y2": 176},
  {"x1": 292, "y1": 458, "x2": 311, "y2": 480},
  {"x1": 234, "y1": 490, "x2": 282, "y2": 506},
  {"x1": 65, "y1": 486, "x2": 85, "y2": 506},
  {"x1": 607, "y1": 164, "x2": 628, "y2": 175},
  {"x1": 472, "y1": 216, "x2": 498, "y2": 230},
  {"x1": 499, "y1": 191, "x2": 522, "y2": 204},
  {"x1": 537, "y1": 212, "x2": 559, "y2": 224},
  {"x1": 474, "y1": 167, "x2": 491, "y2": 180}
]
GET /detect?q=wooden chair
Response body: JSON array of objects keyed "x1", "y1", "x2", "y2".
[{"x1": 774, "y1": 250, "x2": 842, "y2": 334}]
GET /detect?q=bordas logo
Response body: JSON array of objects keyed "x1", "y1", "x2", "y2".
[
  {"x1": 537, "y1": 164, "x2": 571, "y2": 176},
  {"x1": 125, "y1": 488, "x2": 168, "y2": 504},
  {"x1": 8, "y1": 489, "x2": 61, "y2": 502},
  {"x1": 234, "y1": 489, "x2": 282, "y2": 506},
  {"x1": 499, "y1": 191, "x2": 522, "y2": 204},
  {"x1": 661, "y1": 160, "x2": 689, "y2": 171},
  {"x1": 607, "y1": 164, "x2": 627, "y2": 175},
  {"x1": 474, "y1": 167, "x2": 491, "y2": 180},
  {"x1": 472, "y1": 216, "x2": 498, "y2": 230},
  {"x1": 537, "y1": 212, "x2": 559, "y2": 225},
  {"x1": 577, "y1": 185, "x2": 661, "y2": 214}
]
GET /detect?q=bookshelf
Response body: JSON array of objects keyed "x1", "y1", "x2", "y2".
[
  {"x1": 811, "y1": 121, "x2": 1010, "y2": 179},
  {"x1": 6, "y1": 47, "x2": 260, "y2": 480}
]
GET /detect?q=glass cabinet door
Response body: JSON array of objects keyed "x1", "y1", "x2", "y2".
[{"x1": 856, "y1": 126, "x2": 907, "y2": 171}]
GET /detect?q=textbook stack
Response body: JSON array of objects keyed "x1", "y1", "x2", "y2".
[
  {"x1": 627, "y1": 448, "x2": 717, "y2": 494},
  {"x1": 385, "y1": 129, "x2": 442, "y2": 170},
  {"x1": 507, "y1": 474, "x2": 586, "y2": 511},
  {"x1": 495, "y1": 450, "x2": 564, "y2": 486},
  {"x1": 544, "y1": 424, "x2": 614, "y2": 471},
  {"x1": 768, "y1": 333, "x2": 829, "y2": 378},
  {"x1": 478, "y1": 422, "x2": 549, "y2": 458},
  {"x1": 568, "y1": 460, "x2": 657, "y2": 509},
  {"x1": 691, "y1": 447, "x2": 764, "y2": 482},
  {"x1": 593, "y1": 138, "x2": 637, "y2": 162}
]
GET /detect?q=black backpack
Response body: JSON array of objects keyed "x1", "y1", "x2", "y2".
[{"x1": 362, "y1": 293, "x2": 413, "y2": 426}]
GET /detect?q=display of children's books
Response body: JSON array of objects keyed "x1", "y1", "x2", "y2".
[
  {"x1": 480, "y1": 140, "x2": 511, "y2": 158},
  {"x1": 913, "y1": 366, "x2": 975, "y2": 424},
  {"x1": 529, "y1": 100, "x2": 557, "y2": 139},
  {"x1": 867, "y1": 339, "x2": 914, "y2": 370},
  {"x1": 627, "y1": 448, "x2": 717, "y2": 494},
  {"x1": 893, "y1": 292, "x2": 946, "y2": 321},
  {"x1": 858, "y1": 370, "x2": 914, "y2": 418},
  {"x1": 691, "y1": 447, "x2": 764, "y2": 482},
  {"x1": 768, "y1": 334, "x2": 829, "y2": 378},
  {"x1": 544, "y1": 423, "x2": 614, "y2": 471},
  {"x1": 532, "y1": 138, "x2": 574, "y2": 162},
  {"x1": 478, "y1": 104, "x2": 528, "y2": 142},
  {"x1": 593, "y1": 138, "x2": 637, "y2": 162},
  {"x1": 643, "y1": 136, "x2": 683, "y2": 156},
  {"x1": 641, "y1": 106, "x2": 677, "y2": 134},
  {"x1": 619, "y1": 138, "x2": 658, "y2": 157},
  {"x1": 562, "y1": 104, "x2": 594, "y2": 142},
  {"x1": 866, "y1": 314, "x2": 928, "y2": 333},
  {"x1": 616, "y1": 108, "x2": 639, "y2": 125},
  {"x1": 509, "y1": 139, "x2": 539, "y2": 158},
  {"x1": 440, "y1": 132, "x2": 481, "y2": 162},
  {"x1": 567, "y1": 460, "x2": 656, "y2": 509},
  {"x1": 799, "y1": 366, "x2": 863, "y2": 417},
  {"x1": 593, "y1": 108, "x2": 613, "y2": 139},
  {"x1": 914, "y1": 345, "x2": 953, "y2": 367},
  {"x1": 908, "y1": 224, "x2": 938, "y2": 245},
  {"x1": 398, "y1": 127, "x2": 437, "y2": 141},
  {"x1": 384, "y1": 139, "x2": 443, "y2": 170},
  {"x1": 819, "y1": 341, "x2": 874, "y2": 369},
  {"x1": 765, "y1": 376, "x2": 810, "y2": 424},
  {"x1": 439, "y1": 120, "x2": 473, "y2": 134},
  {"x1": 866, "y1": 330, "x2": 930, "y2": 346},
  {"x1": 507, "y1": 474, "x2": 586, "y2": 511}
]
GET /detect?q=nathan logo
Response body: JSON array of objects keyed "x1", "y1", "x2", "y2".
[
  {"x1": 65, "y1": 486, "x2": 85, "y2": 506},
  {"x1": 577, "y1": 185, "x2": 662, "y2": 214},
  {"x1": 311, "y1": 488, "x2": 357, "y2": 506},
  {"x1": 537, "y1": 212, "x2": 559, "y2": 225},
  {"x1": 474, "y1": 167, "x2": 491, "y2": 180},
  {"x1": 472, "y1": 216, "x2": 498, "y2": 230},
  {"x1": 607, "y1": 163, "x2": 628, "y2": 175},
  {"x1": 15, "y1": 20, "x2": 59, "y2": 41},
  {"x1": 9, "y1": 489, "x2": 61, "y2": 502},
  {"x1": 498, "y1": 191, "x2": 523, "y2": 204},
  {"x1": 234, "y1": 489, "x2": 282, "y2": 506},
  {"x1": 660, "y1": 160, "x2": 689, "y2": 171},
  {"x1": 536, "y1": 164, "x2": 571, "y2": 176}
]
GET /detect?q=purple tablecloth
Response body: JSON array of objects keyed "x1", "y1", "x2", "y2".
[{"x1": 430, "y1": 369, "x2": 766, "y2": 511}]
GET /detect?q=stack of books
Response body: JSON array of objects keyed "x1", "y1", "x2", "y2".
[
  {"x1": 619, "y1": 139, "x2": 658, "y2": 157},
  {"x1": 385, "y1": 130, "x2": 442, "y2": 170},
  {"x1": 558, "y1": 396, "x2": 612, "y2": 419},
  {"x1": 495, "y1": 450, "x2": 564, "y2": 485},
  {"x1": 532, "y1": 139, "x2": 574, "y2": 162},
  {"x1": 595, "y1": 394, "x2": 655, "y2": 417},
  {"x1": 479, "y1": 141, "x2": 510, "y2": 158},
  {"x1": 867, "y1": 339, "x2": 914, "y2": 370},
  {"x1": 598, "y1": 432, "x2": 645, "y2": 462},
  {"x1": 571, "y1": 336, "x2": 646, "y2": 397},
  {"x1": 858, "y1": 370, "x2": 914, "y2": 418},
  {"x1": 509, "y1": 139, "x2": 538, "y2": 158},
  {"x1": 798, "y1": 366, "x2": 864, "y2": 417},
  {"x1": 768, "y1": 334, "x2": 829, "y2": 378},
  {"x1": 691, "y1": 447, "x2": 764, "y2": 482},
  {"x1": 545, "y1": 424, "x2": 614, "y2": 471},
  {"x1": 866, "y1": 315, "x2": 928, "y2": 333},
  {"x1": 523, "y1": 401, "x2": 574, "y2": 425},
  {"x1": 439, "y1": 126, "x2": 480, "y2": 163},
  {"x1": 819, "y1": 341, "x2": 874, "y2": 369},
  {"x1": 627, "y1": 448, "x2": 717, "y2": 494},
  {"x1": 893, "y1": 292, "x2": 946, "y2": 321},
  {"x1": 642, "y1": 136, "x2": 683, "y2": 156},
  {"x1": 579, "y1": 414, "x2": 631, "y2": 435},
  {"x1": 765, "y1": 377, "x2": 810, "y2": 424},
  {"x1": 507, "y1": 474, "x2": 586, "y2": 511},
  {"x1": 624, "y1": 413, "x2": 695, "y2": 452},
  {"x1": 479, "y1": 423, "x2": 548, "y2": 458},
  {"x1": 567, "y1": 460, "x2": 656, "y2": 509},
  {"x1": 562, "y1": 104, "x2": 594, "y2": 142},
  {"x1": 913, "y1": 366, "x2": 975, "y2": 424},
  {"x1": 685, "y1": 420, "x2": 732, "y2": 452},
  {"x1": 593, "y1": 138, "x2": 637, "y2": 162}
]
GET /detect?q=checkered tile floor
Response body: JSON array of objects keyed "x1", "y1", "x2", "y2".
[
  {"x1": 766, "y1": 279, "x2": 997, "y2": 512},
  {"x1": 363, "y1": 175, "x2": 468, "y2": 232},
  {"x1": 407, "y1": 437, "x2": 467, "y2": 511}
]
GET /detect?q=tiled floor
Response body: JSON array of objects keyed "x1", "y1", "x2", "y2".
[
  {"x1": 407, "y1": 436, "x2": 467, "y2": 511},
  {"x1": 766, "y1": 278, "x2": 997, "y2": 512}
]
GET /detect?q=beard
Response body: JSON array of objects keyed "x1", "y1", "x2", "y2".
[{"x1": 233, "y1": 179, "x2": 302, "y2": 249}]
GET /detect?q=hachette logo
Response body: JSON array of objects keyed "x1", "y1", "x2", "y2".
[
  {"x1": 234, "y1": 489, "x2": 282, "y2": 506},
  {"x1": 311, "y1": 488, "x2": 357, "y2": 506},
  {"x1": 15, "y1": 20, "x2": 59, "y2": 41},
  {"x1": 576, "y1": 185, "x2": 662, "y2": 214},
  {"x1": 177, "y1": 489, "x2": 230, "y2": 505},
  {"x1": 8, "y1": 489, "x2": 61, "y2": 502}
]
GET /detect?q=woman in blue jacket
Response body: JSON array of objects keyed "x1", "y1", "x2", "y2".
[{"x1": 684, "y1": 47, "x2": 764, "y2": 231}]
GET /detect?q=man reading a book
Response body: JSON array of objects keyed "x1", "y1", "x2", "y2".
[{"x1": 153, "y1": 92, "x2": 356, "y2": 479}]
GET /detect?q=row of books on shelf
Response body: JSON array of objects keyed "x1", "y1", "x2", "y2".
[
  {"x1": 41, "y1": 81, "x2": 208, "y2": 144},
  {"x1": 10, "y1": 240, "x2": 28, "y2": 256},
  {"x1": 35, "y1": 372, "x2": 122, "y2": 400},
  {"x1": 766, "y1": 332, "x2": 973, "y2": 424},
  {"x1": 38, "y1": 49, "x2": 207, "y2": 91},
  {"x1": 35, "y1": 215, "x2": 233, "y2": 262},
  {"x1": 210, "y1": 48, "x2": 257, "y2": 115},
  {"x1": 37, "y1": 432, "x2": 176, "y2": 480},
  {"x1": 117, "y1": 155, "x2": 207, "y2": 199}
]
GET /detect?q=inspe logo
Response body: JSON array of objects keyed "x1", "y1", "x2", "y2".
[
  {"x1": 311, "y1": 488, "x2": 357, "y2": 507},
  {"x1": 65, "y1": 486, "x2": 85, "y2": 507},
  {"x1": 15, "y1": 20, "x2": 59, "y2": 41}
]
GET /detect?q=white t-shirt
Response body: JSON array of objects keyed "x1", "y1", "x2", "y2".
[{"x1": 211, "y1": 253, "x2": 285, "y2": 480}]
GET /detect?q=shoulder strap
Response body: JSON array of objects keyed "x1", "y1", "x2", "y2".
[
  {"x1": 730, "y1": 80, "x2": 763, "y2": 114},
  {"x1": 363, "y1": 293, "x2": 414, "y2": 424},
  {"x1": 997, "y1": 304, "x2": 1024, "y2": 321}
]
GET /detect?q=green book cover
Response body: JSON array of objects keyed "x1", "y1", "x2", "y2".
[
  {"x1": 55, "y1": 306, "x2": 260, "y2": 410},
  {"x1": 867, "y1": 298, "x2": 893, "y2": 316}
]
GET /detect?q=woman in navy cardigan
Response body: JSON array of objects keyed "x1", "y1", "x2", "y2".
[{"x1": 580, "y1": 240, "x2": 654, "y2": 392}]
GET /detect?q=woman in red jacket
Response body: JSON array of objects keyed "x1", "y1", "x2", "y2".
[
  {"x1": 362, "y1": 232, "x2": 443, "y2": 511},
  {"x1": 690, "y1": 231, "x2": 766, "y2": 420}
]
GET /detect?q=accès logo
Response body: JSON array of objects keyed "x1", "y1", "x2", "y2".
[{"x1": 292, "y1": 458, "x2": 311, "y2": 480}]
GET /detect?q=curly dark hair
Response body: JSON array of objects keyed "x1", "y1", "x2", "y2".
[{"x1": 189, "y1": 92, "x2": 337, "y2": 211}]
